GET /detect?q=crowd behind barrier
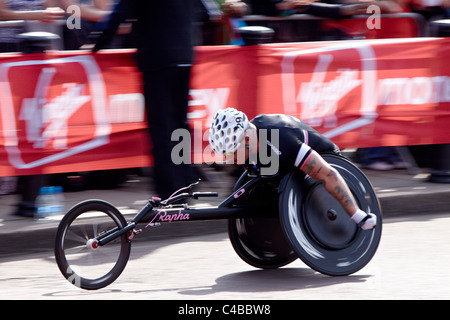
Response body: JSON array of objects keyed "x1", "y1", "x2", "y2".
[
  {"x1": 1, "y1": 0, "x2": 450, "y2": 217},
  {"x1": 0, "y1": 2, "x2": 447, "y2": 49},
  {"x1": 0, "y1": 12, "x2": 432, "y2": 50}
]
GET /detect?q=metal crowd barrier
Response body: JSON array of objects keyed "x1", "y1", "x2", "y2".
[
  {"x1": 242, "y1": 12, "x2": 429, "y2": 41},
  {"x1": 0, "y1": 12, "x2": 431, "y2": 52},
  {"x1": 0, "y1": 19, "x2": 64, "y2": 50}
]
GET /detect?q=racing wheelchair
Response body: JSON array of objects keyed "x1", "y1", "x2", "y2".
[{"x1": 55, "y1": 154, "x2": 382, "y2": 290}]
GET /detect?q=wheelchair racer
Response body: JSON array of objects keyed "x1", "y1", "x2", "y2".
[{"x1": 208, "y1": 108, "x2": 377, "y2": 230}]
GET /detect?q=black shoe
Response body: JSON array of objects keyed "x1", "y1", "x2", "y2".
[{"x1": 15, "y1": 203, "x2": 35, "y2": 218}]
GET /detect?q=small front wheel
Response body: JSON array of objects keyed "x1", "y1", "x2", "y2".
[{"x1": 54, "y1": 200, "x2": 131, "y2": 290}]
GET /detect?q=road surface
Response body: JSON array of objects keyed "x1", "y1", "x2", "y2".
[{"x1": 1, "y1": 213, "x2": 449, "y2": 300}]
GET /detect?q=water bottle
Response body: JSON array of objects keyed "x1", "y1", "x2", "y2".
[
  {"x1": 35, "y1": 186, "x2": 51, "y2": 220},
  {"x1": 53, "y1": 186, "x2": 65, "y2": 215},
  {"x1": 34, "y1": 186, "x2": 64, "y2": 220}
]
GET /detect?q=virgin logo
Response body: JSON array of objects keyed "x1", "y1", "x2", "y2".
[
  {"x1": 0, "y1": 55, "x2": 110, "y2": 169},
  {"x1": 20, "y1": 68, "x2": 91, "y2": 150},
  {"x1": 281, "y1": 43, "x2": 378, "y2": 139},
  {"x1": 297, "y1": 54, "x2": 361, "y2": 128}
]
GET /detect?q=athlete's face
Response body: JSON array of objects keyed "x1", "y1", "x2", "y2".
[
  {"x1": 225, "y1": 141, "x2": 250, "y2": 164},
  {"x1": 224, "y1": 124, "x2": 258, "y2": 164}
]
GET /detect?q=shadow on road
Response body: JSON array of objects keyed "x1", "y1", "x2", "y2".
[
  {"x1": 177, "y1": 267, "x2": 370, "y2": 296},
  {"x1": 44, "y1": 266, "x2": 370, "y2": 298}
]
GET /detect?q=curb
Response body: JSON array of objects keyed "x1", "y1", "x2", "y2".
[{"x1": 378, "y1": 189, "x2": 450, "y2": 217}]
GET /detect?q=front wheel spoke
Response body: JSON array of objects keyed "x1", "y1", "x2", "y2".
[{"x1": 64, "y1": 244, "x2": 88, "y2": 255}]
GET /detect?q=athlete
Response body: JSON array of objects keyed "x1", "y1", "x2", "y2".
[{"x1": 208, "y1": 108, "x2": 377, "y2": 230}]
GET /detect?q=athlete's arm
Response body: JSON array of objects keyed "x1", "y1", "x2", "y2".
[{"x1": 300, "y1": 150, "x2": 358, "y2": 217}]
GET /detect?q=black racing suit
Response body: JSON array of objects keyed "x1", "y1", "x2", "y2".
[{"x1": 248, "y1": 114, "x2": 340, "y2": 176}]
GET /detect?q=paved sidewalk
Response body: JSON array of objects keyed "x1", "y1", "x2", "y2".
[
  {"x1": 364, "y1": 169, "x2": 450, "y2": 216},
  {"x1": 1, "y1": 167, "x2": 449, "y2": 257}
]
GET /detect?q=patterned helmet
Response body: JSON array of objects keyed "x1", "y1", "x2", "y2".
[{"x1": 209, "y1": 108, "x2": 249, "y2": 155}]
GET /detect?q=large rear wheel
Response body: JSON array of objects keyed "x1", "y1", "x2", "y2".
[{"x1": 279, "y1": 154, "x2": 382, "y2": 276}]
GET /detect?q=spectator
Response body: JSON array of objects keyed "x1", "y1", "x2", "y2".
[
  {"x1": 0, "y1": 176, "x2": 17, "y2": 195},
  {"x1": 221, "y1": 0, "x2": 250, "y2": 16},
  {"x1": 370, "y1": 0, "x2": 408, "y2": 13},
  {"x1": 0, "y1": 0, "x2": 64, "y2": 52},
  {"x1": 93, "y1": 0, "x2": 196, "y2": 200},
  {"x1": 248, "y1": 0, "x2": 370, "y2": 18},
  {"x1": 219, "y1": 0, "x2": 251, "y2": 44},
  {"x1": 405, "y1": 0, "x2": 450, "y2": 19},
  {"x1": 194, "y1": 0, "x2": 222, "y2": 45},
  {"x1": 356, "y1": 147, "x2": 408, "y2": 171},
  {"x1": 53, "y1": 0, "x2": 112, "y2": 49},
  {"x1": 0, "y1": 1, "x2": 64, "y2": 217},
  {"x1": 333, "y1": 0, "x2": 406, "y2": 13},
  {"x1": 242, "y1": 0, "x2": 373, "y2": 41},
  {"x1": 194, "y1": 0, "x2": 250, "y2": 45}
]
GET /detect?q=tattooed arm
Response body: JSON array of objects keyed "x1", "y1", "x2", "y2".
[{"x1": 300, "y1": 150, "x2": 358, "y2": 217}]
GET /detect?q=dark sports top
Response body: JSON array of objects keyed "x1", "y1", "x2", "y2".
[
  {"x1": 94, "y1": 0, "x2": 194, "y2": 71},
  {"x1": 249, "y1": 114, "x2": 340, "y2": 175}
]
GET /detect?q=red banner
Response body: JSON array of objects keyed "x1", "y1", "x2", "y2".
[
  {"x1": 256, "y1": 38, "x2": 450, "y2": 148},
  {"x1": 0, "y1": 38, "x2": 449, "y2": 176},
  {"x1": 0, "y1": 50, "x2": 149, "y2": 176}
]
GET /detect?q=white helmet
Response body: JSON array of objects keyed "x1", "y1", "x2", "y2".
[{"x1": 209, "y1": 108, "x2": 249, "y2": 155}]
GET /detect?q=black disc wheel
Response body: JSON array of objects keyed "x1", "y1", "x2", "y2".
[
  {"x1": 279, "y1": 154, "x2": 382, "y2": 276},
  {"x1": 54, "y1": 200, "x2": 131, "y2": 290},
  {"x1": 228, "y1": 217, "x2": 297, "y2": 269},
  {"x1": 228, "y1": 170, "x2": 297, "y2": 269}
]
